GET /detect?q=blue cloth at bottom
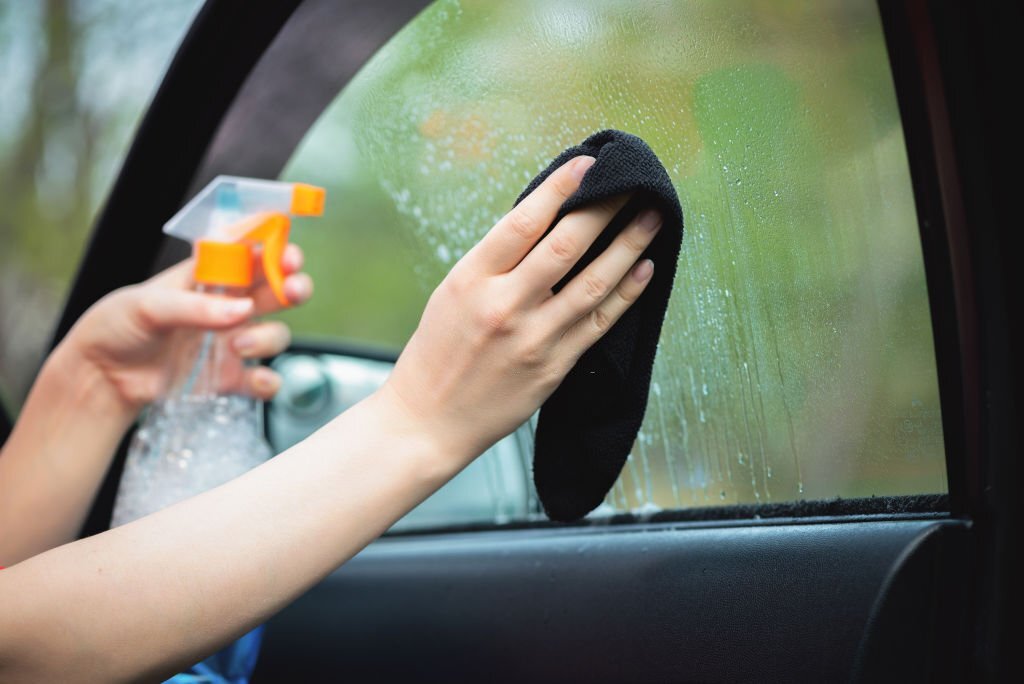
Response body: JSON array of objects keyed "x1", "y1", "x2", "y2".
[{"x1": 164, "y1": 625, "x2": 264, "y2": 684}]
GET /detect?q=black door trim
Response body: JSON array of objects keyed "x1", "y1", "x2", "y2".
[{"x1": 878, "y1": 0, "x2": 976, "y2": 517}]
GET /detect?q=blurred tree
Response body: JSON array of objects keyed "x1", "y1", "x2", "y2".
[
  {"x1": 0, "y1": 0, "x2": 199, "y2": 409},
  {"x1": 1, "y1": 0, "x2": 91, "y2": 407}
]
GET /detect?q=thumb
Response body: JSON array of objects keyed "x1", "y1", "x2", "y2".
[{"x1": 135, "y1": 289, "x2": 255, "y2": 332}]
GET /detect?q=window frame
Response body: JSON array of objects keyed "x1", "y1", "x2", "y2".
[
  {"x1": 65, "y1": 0, "x2": 974, "y2": 536},
  {"x1": 877, "y1": 0, "x2": 976, "y2": 518}
]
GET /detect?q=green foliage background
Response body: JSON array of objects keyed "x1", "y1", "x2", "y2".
[
  {"x1": 1, "y1": 0, "x2": 946, "y2": 511},
  {"x1": 275, "y1": 0, "x2": 946, "y2": 508}
]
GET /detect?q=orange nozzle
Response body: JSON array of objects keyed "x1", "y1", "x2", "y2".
[
  {"x1": 290, "y1": 183, "x2": 326, "y2": 216},
  {"x1": 243, "y1": 212, "x2": 292, "y2": 306},
  {"x1": 194, "y1": 240, "x2": 254, "y2": 288}
]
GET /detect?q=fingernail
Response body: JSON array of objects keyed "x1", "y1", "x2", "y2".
[
  {"x1": 284, "y1": 244, "x2": 304, "y2": 271},
  {"x1": 221, "y1": 299, "x2": 254, "y2": 317},
  {"x1": 234, "y1": 333, "x2": 255, "y2": 355},
  {"x1": 286, "y1": 276, "x2": 311, "y2": 302},
  {"x1": 638, "y1": 209, "x2": 662, "y2": 232},
  {"x1": 254, "y1": 371, "x2": 280, "y2": 394},
  {"x1": 570, "y1": 155, "x2": 596, "y2": 182},
  {"x1": 632, "y1": 259, "x2": 654, "y2": 282}
]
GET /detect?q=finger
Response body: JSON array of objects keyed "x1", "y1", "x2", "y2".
[
  {"x1": 542, "y1": 208, "x2": 661, "y2": 327},
  {"x1": 253, "y1": 243, "x2": 304, "y2": 285},
  {"x1": 243, "y1": 366, "x2": 283, "y2": 400},
  {"x1": 230, "y1": 321, "x2": 292, "y2": 359},
  {"x1": 561, "y1": 258, "x2": 654, "y2": 354},
  {"x1": 135, "y1": 289, "x2": 254, "y2": 332},
  {"x1": 466, "y1": 155, "x2": 595, "y2": 275},
  {"x1": 512, "y1": 193, "x2": 631, "y2": 299},
  {"x1": 147, "y1": 256, "x2": 196, "y2": 289},
  {"x1": 252, "y1": 272, "x2": 313, "y2": 315}
]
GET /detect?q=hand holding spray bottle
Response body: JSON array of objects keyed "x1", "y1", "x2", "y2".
[{"x1": 111, "y1": 176, "x2": 325, "y2": 683}]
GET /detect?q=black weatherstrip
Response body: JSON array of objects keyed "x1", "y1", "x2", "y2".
[
  {"x1": 0, "y1": 402, "x2": 11, "y2": 448},
  {"x1": 385, "y1": 493, "x2": 950, "y2": 537},
  {"x1": 153, "y1": 0, "x2": 434, "y2": 271},
  {"x1": 192, "y1": 0, "x2": 434, "y2": 189},
  {"x1": 877, "y1": 1, "x2": 976, "y2": 516}
]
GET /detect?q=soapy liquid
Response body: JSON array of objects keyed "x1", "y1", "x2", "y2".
[{"x1": 111, "y1": 394, "x2": 272, "y2": 527}]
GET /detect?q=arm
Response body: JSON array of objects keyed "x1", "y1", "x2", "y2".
[
  {"x1": 0, "y1": 388, "x2": 452, "y2": 682},
  {"x1": 0, "y1": 248, "x2": 309, "y2": 565},
  {"x1": 0, "y1": 156, "x2": 662, "y2": 682},
  {"x1": 0, "y1": 345, "x2": 135, "y2": 565}
]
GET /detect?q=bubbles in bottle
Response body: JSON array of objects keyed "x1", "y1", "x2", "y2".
[{"x1": 111, "y1": 394, "x2": 272, "y2": 527}]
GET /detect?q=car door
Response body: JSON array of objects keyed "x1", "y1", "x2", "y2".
[{"x1": 12, "y1": 0, "x2": 1017, "y2": 681}]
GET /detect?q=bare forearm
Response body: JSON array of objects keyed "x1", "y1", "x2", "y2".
[
  {"x1": 0, "y1": 153, "x2": 653, "y2": 682},
  {"x1": 0, "y1": 344, "x2": 136, "y2": 565},
  {"x1": 0, "y1": 389, "x2": 459, "y2": 683}
]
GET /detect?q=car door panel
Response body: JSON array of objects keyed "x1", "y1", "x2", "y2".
[{"x1": 253, "y1": 520, "x2": 968, "y2": 682}]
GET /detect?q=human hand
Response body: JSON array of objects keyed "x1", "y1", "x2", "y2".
[
  {"x1": 56, "y1": 245, "x2": 313, "y2": 412},
  {"x1": 378, "y1": 155, "x2": 661, "y2": 468}
]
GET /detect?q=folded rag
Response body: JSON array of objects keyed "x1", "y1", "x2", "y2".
[{"x1": 516, "y1": 130, "x2": 684, "y2": 522}]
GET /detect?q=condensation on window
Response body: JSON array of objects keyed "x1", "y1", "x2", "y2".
[{"x1": 283, "y1": 0, "x2": 947, "y2": 514}]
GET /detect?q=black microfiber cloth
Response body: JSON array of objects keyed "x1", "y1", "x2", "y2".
[{"x1": 515, "y1": 130, "x2": 684, "y2": 522}]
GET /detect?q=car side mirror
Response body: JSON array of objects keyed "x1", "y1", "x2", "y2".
[{"x1": 269, "y1": 349, "x2": 538, "y2": 530}]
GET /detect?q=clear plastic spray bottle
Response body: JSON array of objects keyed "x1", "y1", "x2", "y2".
[{"x1": 111, "y1": 176, "x2": 325, "y2": 683}]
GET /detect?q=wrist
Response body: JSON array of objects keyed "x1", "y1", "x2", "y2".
[
  {"x1": 355, "y1": 384, "x2": 477, "y2": 485},
  {"x1": 43, "y1": 341, "x2": 138, "y2": 430},
  {"x1": 0, "y1": 337, "x2": 139, "y2": 562}
]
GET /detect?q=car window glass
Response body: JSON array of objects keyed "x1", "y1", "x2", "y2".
[
  {"x1": 0, "y1": 0, "x2": 202, "y2": 409},
  {"x1": 277, "y1": 0, "x2": 947, "y2": 517}
]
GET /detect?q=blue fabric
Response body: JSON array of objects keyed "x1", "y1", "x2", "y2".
[{"x1": 164, "y1": 626, "x2": 264, "y2": 684}]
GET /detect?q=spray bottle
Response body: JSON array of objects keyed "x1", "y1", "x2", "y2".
[{"x1": 111, "y1": 176, "x2": 325, "y2": 683}]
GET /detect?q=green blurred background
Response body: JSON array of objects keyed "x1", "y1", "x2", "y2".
[
  {"x1": 278, "y1": 0, "x2": 947, "y2": 509},
  {"x1": 0, "y1": 0, "x2": 203, "y2": 406},
  {"x1": 1, "y1": 0, "x2": 946, "y2": 513}
]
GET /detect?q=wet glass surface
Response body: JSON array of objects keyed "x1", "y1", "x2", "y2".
[{"x1": 280, "y1": 0, "x2": 946, "y2": 518}]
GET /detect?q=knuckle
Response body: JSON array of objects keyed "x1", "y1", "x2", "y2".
[
  {"x1": 621, "y1": 230, "x2": 649, "y2": 254},
  {"x1": 134, "y1": 293, "x2": 161, "y2": 327},
  {"x1": 477, "y1": 304, "x2": 514, "y2": 334},
  {"x1": 543, "y1": 351, "x2": 580, "y2": 390},
  {"x1": 549, "y1": 172, "x2": 577, "y2": 201},
  {"x1": 546, "y1": 232, "x2": 577, "y2": 262},
  {"x1": 519, "y1": 339, "x2": 547, "y2": 369},
  {"x1": 589, "y1": 306, "x2": 613, "y2": 333},
  {"x1": 269, "y1": 321, "x2": 292, "y2": 348},
  {"x1": 442, "y1": 270, "x2": 467, "y2": 297},
  {"x1": 581, "y1": 274, "x2": 609, "y2": 301},
  {"x1": 615, "y1": 281, "x2": 640, "y2": 305},
  {"x1": 506, "y1": 208, "x2": 538, "y2": 241},
  {"x1": 592, "y1": 195, "x2": 623, "y2": 216}
]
